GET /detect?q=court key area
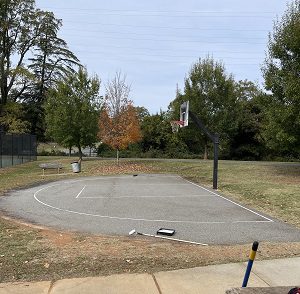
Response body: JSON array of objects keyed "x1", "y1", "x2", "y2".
[{"x1": 1, "y1": 174, "x2": 299, "y2": 245}]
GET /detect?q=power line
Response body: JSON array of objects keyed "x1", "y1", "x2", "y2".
[
  {"x1": 64, "y1": 14, "x2": 273, "y2": 19},
  {"x1": 67, "y1": 43, "x2": 263, "y2": 55},
  {"x1": 72, "y1": 48, "x2": 263, "y2": 60},
  {"x1": 52, "y1": 12, "x2": 275, "y2": 19},
  {"x1": 61, "y1": 33, "x2": 266, "y2": 45},
  {"x1": 60, "y1": 21, "x2": 270, "y2": 32},
  {"x1": 40, "y1": 6, "x2": 280, "y2": 17},
  {"x1": 61, "y1": 28, "x2": 267, "y2": 40},
  {"x1": 74, "y1": 52, "x2": 262, "y2": 66},
  {"x1": 40, "y1": 7, "x2": 278, "y2": 14}
]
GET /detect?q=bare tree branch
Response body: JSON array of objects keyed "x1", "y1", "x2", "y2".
[{"x1": 104, "y1": 71, "x2": 131, "y2": 117}]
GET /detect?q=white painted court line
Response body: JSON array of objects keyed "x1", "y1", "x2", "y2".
[
  {"x1": 75, "y1": 185, "x2": 86, "y2": 198},
  {"x1": 64, "y1": 174, "x2": 181, "y2": 184},
  {"x1": 33, "y1": 176, "x2": 274, "y2": 224},
  {"x1": 87, "y1": 183, "x2": 191, "y2": 186},
  {"x1": 33, "y1": 185, "x2": 225, "y2": 224},
  {"x1": 184, "y1": 179, "x2": 274, "y2": 223},
  {"x1": 79, "y1": 194, "x2": 215, "y2": 199},
  {"x1": 232, "y1": 220, "x2": 272, "y2": 223},
  {"x1": 33, "y1": 184, "x2": 269, "y2": 225}
]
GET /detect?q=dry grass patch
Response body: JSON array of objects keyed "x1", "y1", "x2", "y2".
[{"x1": 1, "y1": 218, "x2": 300, "y2": 283}]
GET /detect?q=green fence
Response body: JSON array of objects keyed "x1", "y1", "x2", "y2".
[{"x1": 0, "y1": 132, "x2": 37, "y2": 168}]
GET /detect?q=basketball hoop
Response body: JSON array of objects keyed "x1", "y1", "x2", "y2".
[{"x1": 170, "y1": 120, "x2": 184, "y2": 133}]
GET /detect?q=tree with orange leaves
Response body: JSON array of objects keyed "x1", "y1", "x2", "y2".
[{"x1": 98, "y1": 72, "x2": 141, "y2": 164}]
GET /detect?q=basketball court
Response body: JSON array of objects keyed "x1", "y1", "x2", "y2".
[{"x1": 1, "y1": 174, "x2": 299, "y2": 245}]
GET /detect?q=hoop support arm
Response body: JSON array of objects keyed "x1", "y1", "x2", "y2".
[{"x1": 188, "y1": 111, "x2": 218, "y2": 143}]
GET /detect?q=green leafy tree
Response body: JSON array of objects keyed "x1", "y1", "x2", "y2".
[
  {"x1": 0, "y1": 0, "x2": 37, "y2": 104},
  {"x1": 0, "y1": 0, "x2": 79, "y2": 140},
  {"x1": 139, "y1": 110, "x2": 188, "y2": 157},
  {"x1": 25, "y1": 10, "x2": 80, "y2": 140},
  {"x1": 229, "y1": 80, "x2": 266, "y2": 160},
  {"x1": 135, "y1": 106, "x2": 150, "y2": 123},
  {"x1": 0, "y1": 102, "x2": 30, "y2": 133},
  {"x1": 0, "y1": 0, "x2": 37, "y2": 105},
  {"x1": 45, "y1": 67, "x2": 101, "y2": 159},
  {"x1": 141, "y1": 112, "x2": 169, "y2": 152},
  {"x1": 29, "y1": 11, "x2": 80, "y2": 100},
  {"x1": 262, "y1": 0, "x2": 300, "y2": 156},
  {"x1": 171, "y1": 57, "x2": 238, "y2": 159}
]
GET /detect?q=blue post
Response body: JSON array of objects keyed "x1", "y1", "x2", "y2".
[{"x1": 242, "y1": 241, "x2": 259, "y2": 287}]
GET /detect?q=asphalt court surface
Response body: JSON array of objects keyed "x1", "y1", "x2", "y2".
[{"x1": 1, "y1": 174, "x2": 299, "y2": 244}]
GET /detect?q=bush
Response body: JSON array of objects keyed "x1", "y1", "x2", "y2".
[
  {"x1": 97, "y1": 143, "x2": 113, "y2": 156},
  {"x1": 38, "y1": 149, "x2": 67, "y2": 156}
]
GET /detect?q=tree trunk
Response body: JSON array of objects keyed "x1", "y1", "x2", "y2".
[
  {"x1": 116, "y1": 149, "x2": 119, "y2": 165},
  {"x1": 78, "y1": 145, "x2": 82, "y2": 160},
  {"x1": 203, "y1": 144, "x2": 208, "y2": 160}
]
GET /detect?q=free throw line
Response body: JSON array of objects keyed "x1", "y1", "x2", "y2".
[{"x1": 80, "y1": 194, "x2": 215, "y2": 199}]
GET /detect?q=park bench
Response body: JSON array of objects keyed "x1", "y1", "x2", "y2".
[{"x1": 39, "y1": 162, "x2": 63, "y2": 176}]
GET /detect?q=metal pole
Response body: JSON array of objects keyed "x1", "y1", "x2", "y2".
[
  {"x1": 213, "y1": 134, "x2": 219, "y2": 190},
  {"x1": 11, "y1": 133, "x2": 13, "y2": 166},
  {"x1": 0, "y1": 132, "x2": 2, "y2": 168},
  {"x1": 29, "y1": 134, "x2": 31, "y2": 161},
  {"x1": 129, "y1": 230, "x2": 208, "y2": 246},
  {"x1": 21, "y1": 134, "x2": 24, "y2": 163},
  {"x1": 189, "y1": 111, "x2": 220, "y2": 190},
  {"x1": 242, "y1": 241, "x2": 259, "y2": 287}
]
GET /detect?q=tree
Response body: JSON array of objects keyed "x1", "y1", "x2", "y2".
[
  {"x1": 25, "y1": 10, "x2": 80, "y2": 140},
  {"x1": 229, "y1": 80, "x2": 266, "y2": 160},
  {"x1": 171, "y1": 57, "x2": 239, "y2": 159},
  {"x1": 0, "y1": 0, "x2": 79, "y2": 140},
  {"x1": 45, "y1": 67, "x2": 101, "y2": 159},
  {"x1": 0, "y1": 102, "x2": 30, "y2": 133},
  {"x1": 0, "y1": 0, "x2": 36, "y2": 105},
  {"x1": 98, "y1": 72, "x2": 141, "y2": 163},
  {"x1": 99, "y1": 105, "x2": 141, "y2": 161},
  {"x1": 135, "y1": 106, "x2": 150, "y2": 123},
  {"x1": 138, "y1": 110, "x2": 189, "y2": 158},
  {"x1": 262, "y1": 0, "x2": 300, "y2": 156},
  {"x1": 140, "y1": 112, "x2": 169, "y2": 152},
  {"x1": 29, "y1": 11, "x2": 79, "y2": 100}
]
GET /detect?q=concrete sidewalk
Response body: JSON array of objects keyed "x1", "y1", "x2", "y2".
[{"x1": 0, "y1": 257, "x2": 299, "y2": 294}]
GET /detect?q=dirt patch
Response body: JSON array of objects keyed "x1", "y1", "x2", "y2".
[
  {"x1": 45, "y1": 232, "x2": 300, "y2": 263},
  {"x1": 37, "y1": 229, "x2": 300, "y2": 275},
  {"x1": 39, "y1": 230, "x2": 74, "y2": 247}
]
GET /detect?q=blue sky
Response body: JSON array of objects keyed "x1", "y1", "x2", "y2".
[{"x1": 36, "y1": 0, "x2": 288, "y2": 114}]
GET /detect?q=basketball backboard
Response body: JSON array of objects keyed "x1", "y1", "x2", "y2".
[{"x1": 180, "y1": 101, "x2": 189, "y2": 127}]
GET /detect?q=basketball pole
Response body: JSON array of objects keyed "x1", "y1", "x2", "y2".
[
  {"x1": 213, "y1": 134, "x2": 219, "y2": 190},
  {"x1": 188, "y1": 111, "x2": 219, "y2": 190}
]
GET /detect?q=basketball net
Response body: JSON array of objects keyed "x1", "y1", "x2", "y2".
[{"x1": 170, "y1": 120, "x2": 184, "y2": 133}]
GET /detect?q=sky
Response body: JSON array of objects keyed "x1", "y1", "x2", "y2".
[{"x1": 35, "y1": 0, "x2": 289, "y2": 114}]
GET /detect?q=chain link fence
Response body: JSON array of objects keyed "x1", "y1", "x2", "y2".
[{"x1": 0, "y1": 132, "x2": 37, "y2": 168}]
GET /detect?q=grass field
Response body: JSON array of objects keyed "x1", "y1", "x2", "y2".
[{"x1": 0, "y1": 157, "x2": 299, "y2": 282}]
